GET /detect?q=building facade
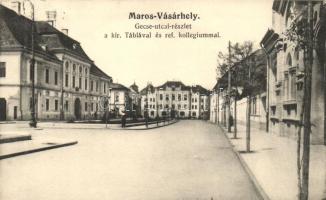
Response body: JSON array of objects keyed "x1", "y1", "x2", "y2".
[
  {"x1": 0, "y1": 5, "x2": 113, "y2": 121},
  {"x1": 261, "y1": 0, "x2": 326, "y2": 144},
  {"x1": 140, "y1": 81, "x2": 210, "y2": 119}
]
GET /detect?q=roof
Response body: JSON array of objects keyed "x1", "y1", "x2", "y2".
[
  {"x1": 157, "y1": 81, "x2": 190, "y2": 90},
  {"x1": 0, "y1": 5, "x2": 60, "y2": 61},
  {"x1": 140, "y1": 84, "x2": 156, "y2": 95},
  {"x1": 109, "y1": 83, "x2": 130, "y2": 91},
  {"x1": 191, "y1": 85, "x2": 210, "y2": 95},
  {"x1": 90, "y1": 63, "x2": 112, "y2": 80},
  {"x1": 130, "y1": 83, "x2": 139, "y2": 93},
  {"x1": 36, "y1": 21, "x2": 92, "y2": 61}
]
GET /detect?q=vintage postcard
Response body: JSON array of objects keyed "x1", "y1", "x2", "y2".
[{"x1": 0, "y1": 0, "x2": 325, "y2": 199}]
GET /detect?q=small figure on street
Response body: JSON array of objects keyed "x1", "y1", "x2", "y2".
[
  {"x1": 229, "y1": 115, "x2": 234, "y2": 127},
  {"x1": 121, "y1": 113, "x2": 127, "y2": 128}
]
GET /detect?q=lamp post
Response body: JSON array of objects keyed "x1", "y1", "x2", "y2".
[{"x1": 22, "y1": 0, "x2": 37, "y2": 128}]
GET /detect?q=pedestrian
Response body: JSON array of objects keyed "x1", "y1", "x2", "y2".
[
  {"x1": 229, "y1": 115, "x2": 234, "y2": 127},
  {"x1": 121, "y1": 113, "x2": 127, "y2": 128}
]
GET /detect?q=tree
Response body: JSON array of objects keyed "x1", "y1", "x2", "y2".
[
  {"x1": 284, "y1": 2, "x2": 314, "y2": 200},
  {"x1": 217, "y1": 41, "x2": 267, "y2": 151}
]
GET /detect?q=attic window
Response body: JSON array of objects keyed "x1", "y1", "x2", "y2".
[{"x1": 73, "y1": 43, "x2": 77, "y2": 49}]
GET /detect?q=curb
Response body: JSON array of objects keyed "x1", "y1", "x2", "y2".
[
  {"x1": 217, "y1": 125, "x2": 271, "y2": 200},
  {"x1": 0, "y1": 135, "x2": 32, "y2": 144},
  {"x1": 0, "y1": 141, "x2": 78, "y2": 160},
  {"x1": 110, "y1": 120, "x2": 179, "y2": 130}
]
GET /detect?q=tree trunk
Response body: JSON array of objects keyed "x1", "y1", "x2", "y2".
[{"x1": 301, "y1": 2, "x2": 313, "y2": 199}]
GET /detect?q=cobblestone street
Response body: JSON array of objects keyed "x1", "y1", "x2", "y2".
[{"x1": 0, "y1": 121, "x2": 259, "y2": 200}]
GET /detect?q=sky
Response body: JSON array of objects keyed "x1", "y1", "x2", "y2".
[{"x1": 2, "y1": 0, "x2": 273, "y2": 90}]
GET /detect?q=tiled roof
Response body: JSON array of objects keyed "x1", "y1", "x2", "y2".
[
  {"x1": 90, "y1": 63, "x2": 111, "y2": 80},
  {"x1": 36, "y1": 21, "x2": 91, "y2": 61},
  {"x1": 0, "y1": 5, "x2": 59, "y2": 61},
  {"x1": 109, "y1": 83, "x2": 130, "y2": 91}
]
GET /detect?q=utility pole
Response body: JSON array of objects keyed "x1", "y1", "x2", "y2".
[
  {"x1": 217, "y1": 88, "x2": 220, "y2": 124},
  {"x1": 301, "y1": 1, "x2": 313, "y2": 199},
  {"x1": 246, "y1": 58, "x2": 252, "y2": 152},
  {"x1": 234, "y1": 71, "x2": 237, "y2": 139},
  {"x1": 228, "y1": 41, "x2": 232, "y2": 133}
]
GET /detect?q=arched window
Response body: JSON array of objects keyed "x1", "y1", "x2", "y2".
[
  {"x1": 73, "y1": 64, "x2": 76, "y2": 72},
  {"x1": 65, "y1": 61, "x2": 69, "y2": 71},
  {"x1": 286, "y1": 53, "x2": 292, "y2": 67}
]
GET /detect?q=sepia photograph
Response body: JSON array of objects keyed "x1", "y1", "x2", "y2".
[{"x1": 0, "y1": 0, "x2": 326, "y2": 199}]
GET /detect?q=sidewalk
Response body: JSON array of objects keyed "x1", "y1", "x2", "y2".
[{"x1": 220, "y1": 123, "x2": 326, "y2": 200}]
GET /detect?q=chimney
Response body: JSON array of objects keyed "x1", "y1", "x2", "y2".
[
  {"x1": 61, "y1": 28, "x2": 69, "y2": 35},
  {"x1": 11, "y1": 1, "x2": 21, "y2": 15},
  {"x1": 46, "y1": 10, "x2": 57, "y2": 27}
]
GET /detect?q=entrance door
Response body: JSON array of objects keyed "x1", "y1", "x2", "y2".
[
  {"x1": 0, "y1": 98, "x2": 6, "y2": 121},
  {"x1": 74, "y1": 98, "x2": 81, "y2": 120}
]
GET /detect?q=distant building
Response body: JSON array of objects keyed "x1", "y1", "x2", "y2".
[
  {"x1": 108, "y1": 83, "x2": 130, "y2": 117},
  {"x1": 261, "y1": 0, "x2": 326, "y2": 144},
  {"x1": 0, "y1": 5, "x2": 112, "y2": 121},
  {"x1": 140, "y1": 81, "x2": 210, "y2": 119},
  {"x1": 129, "y1": 82, "x2": 142, "y2": 117}
]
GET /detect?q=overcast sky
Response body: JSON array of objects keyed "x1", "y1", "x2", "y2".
[{"x1": 3, "y1": 0, "x2": 273, "y2": 90}]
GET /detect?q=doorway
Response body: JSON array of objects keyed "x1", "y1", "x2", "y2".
[{"x1": 74, "y1": 98, "x2": 81, "y2": 120}]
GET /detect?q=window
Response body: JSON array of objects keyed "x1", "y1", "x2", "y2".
[
  {"x1": 160, "y1": 94, "x2": 163, "y2": 100},
  {"x1": 153, "y1": 105, "x2": 155, "y2": 109},
  {"x1": 0, "y1": 62, "x2": 6, "y2": 77},
  {"x1": 54, "y1": 71, "x2": 58, "y2": 85},
  {"x1": 165, "y1": 104, "x2": 169, "y2": 109},
  {"x1": 192, "y1": 98, "x2": 194, "y2": 103},
  {"x1": 73, "y1": 64, "x2": 76, "y2": 72},
  {"x1": 103, "y1": 83, "x2": 106, "y2": 93},
  {"x1": 46, "y1": 99, "x2": 49, "y2": 111},
  {"x1": 178, "y1": 94, "x2": 181, "y2": 101},
  {"x1": 153, "y1": 98, "x2": 155, "y2": 102},
  {"x1": 65, "y1": 74, "x2": 69, "y2": 87},
  {"x1": 192, "y1": 105, "x2": 194, "y2": 109},
  {"x1": 115, "y1": 95, "x2": 119, "y2": 102},
  {"x1": 184, "y1": 94, "x2": 187, "y2": 101},
  {"x1": 195, "y1": 98, "x2": 197, "y2": 102},
  {"x1": 91, "y1": 103, "x2": 94, "y2": 112},
  {"x1": 72, "y1": 76, "x2": 76, "y2": 88},
  {"x1": 165, "y1": 94, "x2": 169, "y2": 101},
  {"x1": 85, "y1": 102, "x2": 88, "y2": 111},
  {"x1": 91, "y1": 81, "x2": 94, "y2": 91},
  {"x1": 85, "y1": 68, "x2": 88, "y2": 75},
  {"x1": 172, "y1": 104, "x2": 175, "y2": 109},
  {"x1": 85, "y1": 79, "x2": 88, "y2": 90},
  {"x1": 65, "y1": 100, "x2": 69, "y2": 111},
  {"x1": 45, "y1": 69, "x2": 49, "y2": 83},
  {"x1": 96, "y1": 103, "x2": 98, "y2": 111},
  {"x1": 172, "y1": 94, "x2": 175, "y2": 101},
  {"x1": 178, "y1": 104, "x2": 181, "y2": 109},
  {"x1": 65, "y1": 62, "x2": 69, "y2": 71},
  {"x1": 79, "y1": 77, "x2": 82, "y2": 89},
  {"x1": 79, "y1": 66, "x2": 82, "y2": 73},
  {"x1": 96, "y1": 81, "x2": 99, "y2": 92},
  {"x1": 195, "y1": 105, "x2": 197, "y2": 109},
  {"x1": 54, "y1": 99, "x2": 58, "y2": 111},
  {"x1": 184, "y1": 104, "x2": 187, "y2": 109}
]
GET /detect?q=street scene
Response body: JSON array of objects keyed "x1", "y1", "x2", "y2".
[{"x1": 1, "y1": 0, "x2": 326, "y2": 199}]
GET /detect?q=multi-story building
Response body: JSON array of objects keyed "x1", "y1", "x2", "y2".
[
  {"x1": 0, "y1": 5, "x2": 112, "y2": 121},
  {"x1": 129, "y1": 82, "x2": 142, "y2": 117},
  {"x1": 261, "y1": 0, "x2": 326, "y2": 144},
  {"x1": 140, "y1": 81, "x2": 210, "y2": 119}
]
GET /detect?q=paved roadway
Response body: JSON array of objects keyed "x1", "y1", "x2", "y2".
[{"x1": 0, "y1": 120, "x2": 259, "y2": 200}]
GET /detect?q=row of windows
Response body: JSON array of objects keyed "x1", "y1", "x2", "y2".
[
  {"x1": 65, "y1": 61, "x2": 88, "y2": 75},
  {"x1": 158, "y1": 94, "x2": 189, "y2": 101}
]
